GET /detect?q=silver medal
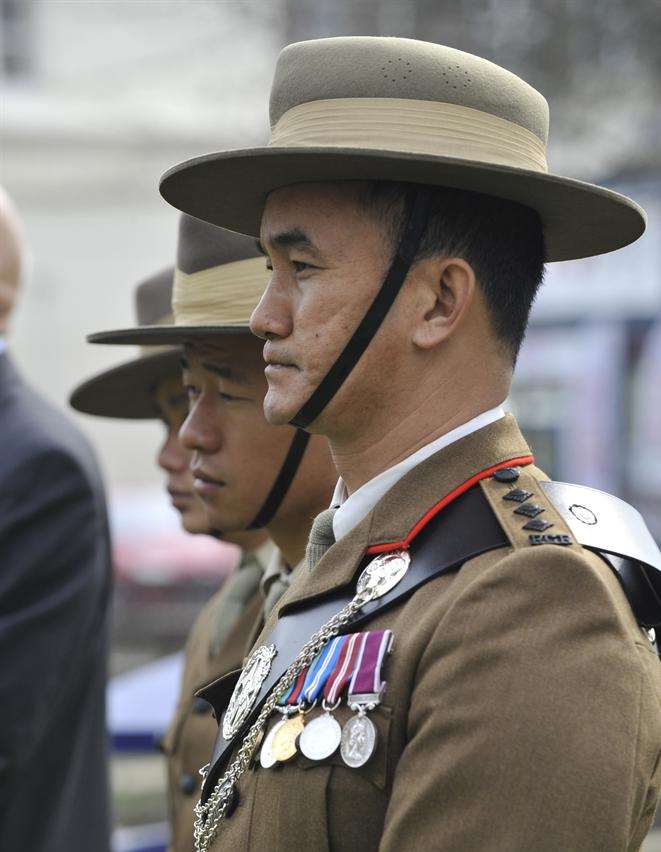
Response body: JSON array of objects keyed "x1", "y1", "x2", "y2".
[
  {"x1": 223, "y1": 643, "x2": 277, "y2": 741},
  {"x1": 259, "y1": 716, "x2": 288, "y2": 769},
  {"x1": 341, "y1": 712, "x2": 377, "y2": 768},
  {"x1": 356, "y1": 550, "x2": 410, "y2": 604},
  {"x1": 299, "y1": 712, "x2": 342, "y2": 761}
]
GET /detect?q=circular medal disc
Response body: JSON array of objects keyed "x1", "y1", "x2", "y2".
[
  {"x1": 341, "y1": 714, "x2": 377, "y2": 768},
  {"x1": 299, "y1": 713, "x2": 342, "y2": 761},
  {"x1": 260, "y1": 717, "x2": 287, "y2": 769},
  {"x1": 356, "y1": 550, "x2": 410, "y2": 604},
  {"x1": 271, "y1": 714, "x2": 305, "y2": 763}
]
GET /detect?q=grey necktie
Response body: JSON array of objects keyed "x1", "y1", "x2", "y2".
[
  {"x1": 209, "y1": 551, "x2": 264, "y2": 657},
  {"x1": 306, "y1": 507, "x2": 337, "y2": 571}
]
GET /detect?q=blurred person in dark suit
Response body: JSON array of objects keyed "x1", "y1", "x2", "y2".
[{"x1": 0, "y1": 187, "x2": 112, "y2": 851}]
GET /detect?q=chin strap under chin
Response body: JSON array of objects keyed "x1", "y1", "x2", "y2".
[
  {"x1": 289, "y1": 187, "x2": 434, "y2": 430},
  {"x1": 246, "y1": 428, "x2": 310, "y2": 529}
]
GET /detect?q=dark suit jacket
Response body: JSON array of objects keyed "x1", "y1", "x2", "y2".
[{"x1": 0, "y1": 351, "x2": 112, "y2": 851}]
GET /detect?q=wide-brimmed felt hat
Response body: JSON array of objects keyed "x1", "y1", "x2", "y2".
[
  {"x1": 159, "y1": 37, "x2": 645, "y2": 262},
  {"x1": 88, "y1": 214, "x2": 269, "y2": 347},
  {"x1": 71, "y1": 267, "x2": 183, "y2": 419}
]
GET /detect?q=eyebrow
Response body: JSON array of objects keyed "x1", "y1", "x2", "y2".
[
  {"x1": 201, "y1": 361, "x2": 248, "y2": 385},
  {"x1": 257, "y1": 228, "x2": 318, "y2": 256}
]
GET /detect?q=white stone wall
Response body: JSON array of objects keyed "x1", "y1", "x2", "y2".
[{"x1": 2, "y1": 0, "x2": 283, "y2": 495}]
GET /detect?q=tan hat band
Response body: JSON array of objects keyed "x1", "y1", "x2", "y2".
[
  {"x1": 270, "y1": 97, "x2": 548, "y2": 174},
  {"x1": 173, "y1": 257, "x2": 269, "y2": 327},
  {"x1": 154, "y1": 311, "x2": 174, "y2": 326},
  {"x1": 138, "y1": 344, "x2": 177, "y2": 357}
]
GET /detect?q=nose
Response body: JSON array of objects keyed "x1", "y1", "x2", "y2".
[
  {"x1": 157, "y1": 426, "x2": 189, "y2": 474},
  {"x1": 249, "y1": 276, "x2": 293, "y2": 341},
  {"x1": 178, "y1": 394, "x2": 222, "y2": 455}
]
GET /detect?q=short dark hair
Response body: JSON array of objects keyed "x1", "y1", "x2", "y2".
[{"x1": 359, "y1": 181, "x2": 545, "y2": 363}]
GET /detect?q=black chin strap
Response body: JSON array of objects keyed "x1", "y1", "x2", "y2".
[
  {"x1": 246, "y1": 428, "x2": 310, "y2": 529},
  {"x1": 289, "y1": 187, "x2": 434, "y2": 430}
]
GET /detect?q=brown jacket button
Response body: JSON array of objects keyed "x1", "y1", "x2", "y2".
[
  {"x1": 493, "y1": 467, "x2": 520, "y2": 483},
  {"x1": 179, "y1": 773, "x2": 197, "y2": 796},
  {"x1": 193, "y1": 696, "x2": 211, "y2": 715}
]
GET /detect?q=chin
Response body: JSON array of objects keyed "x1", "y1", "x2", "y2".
[
  {"x1": 262, "y1": 388, "x2": 298, "y2": 426},
  {"x1": 204, "y1": 514, "x2": 244, "y2": 537},
  {"x1": 181, "y1": 512, "x2": 211, "y2": 536}
]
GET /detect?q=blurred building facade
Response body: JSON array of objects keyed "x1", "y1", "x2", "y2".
[
  {"x1": 2, "y1": 0, "x2": 280, "y2": 496},
  {"x1": 2, "y1": 0, "x2": 659, "y2": 618},
  {"x1": 3, "y1": 0, "x2": 659, "y2": 507},
  {"x1": 512, "y1": 169, "x2": 661, "y2": 537}
]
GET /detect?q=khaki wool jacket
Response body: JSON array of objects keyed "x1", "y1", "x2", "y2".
[
  {"x1": 164, "y1": 543, "x2": 274, "y2": 852},
  {"x1": 204, "y1": 415, "x2": 661, "y2": 852}
]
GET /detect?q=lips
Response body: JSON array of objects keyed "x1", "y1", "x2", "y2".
[
  {"x1": 192, "y1": 468, "x2": 224, "y2": 486},
  {"x1": 263, "y1": 342, "x2": 297, "y2": 370},
  {"x1": 265, "y1": 363, "x2": 297, "y2": 378},
  {"x1": 168, "y1": 488, "x2": 193, "y2": 499},
  {"x1": 168, "y1": 489, "x2": 193, "y2": 510},
  {"x1": 264, "y1": 358, "x2": 298, "y2": 380},
  {"x1": 192, "y1": 467, "x2": 225, "y2": 499}
]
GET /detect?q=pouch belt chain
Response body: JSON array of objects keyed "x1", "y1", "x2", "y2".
[{"x1": 193, "y1": 553, "x2": 408, "y2": 852}]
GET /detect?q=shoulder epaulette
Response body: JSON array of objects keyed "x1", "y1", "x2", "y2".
[{"x1": 481, "y1": 469, "x2": 661, "y2": 630}]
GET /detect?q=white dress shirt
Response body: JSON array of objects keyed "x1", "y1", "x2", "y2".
[{"x1": 331, "y1": 402, "x2": 507, "y2": 542}]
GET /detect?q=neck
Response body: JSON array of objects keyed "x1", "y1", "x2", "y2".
[
  {"x1": 265, "y1": 514, "x2": 311, "y2": 568},
  {"x1": 266, "y1": 497, "x2": 327, "y2": 568},
  {"x1": 330, "y1": 368, "x2": 509, "y2": 495},
  {"x1": 223, "y1": 527, "x2": 269, "y2": 552}
]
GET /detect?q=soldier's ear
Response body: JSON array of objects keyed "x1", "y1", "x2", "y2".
[{"x1": 410, "y1": 257, "x2": 476, "y2": 351}]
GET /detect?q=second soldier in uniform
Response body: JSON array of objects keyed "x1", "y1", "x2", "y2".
[{"x1": 82, "y1": 214, "x2": 338, "y2": 849}]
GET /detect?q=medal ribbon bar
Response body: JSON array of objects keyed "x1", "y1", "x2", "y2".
[
  {"x1": 324, "y1": 632, "x2": 363, "y2": 703},
  {"x1": 301, "y1": 635, "x2": 347, "y2": 704},
  {"x1": 348, "y1": 629, "x2": 393, "y2": 705},
  {"x1": 279, "y1": 666, "x2": 308, "y2": 706}
]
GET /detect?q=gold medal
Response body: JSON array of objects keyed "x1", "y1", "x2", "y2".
[
  {"x1": 271, "y1": 713, "x2": 304, "y2": 763},
  {"x1": 260, "y1": 717, "x2": 287, "y2": 769}
]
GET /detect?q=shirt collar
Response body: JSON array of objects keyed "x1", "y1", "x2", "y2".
[
  {"x1": 331, "y1": 401, "x2": 508, "y2": 542},
  {"x1": 259, "y1": 546, "x2": 288, "y2": 593},
  {"x1": 240, "y1": 539, "x2": 276, "y2": 574}
]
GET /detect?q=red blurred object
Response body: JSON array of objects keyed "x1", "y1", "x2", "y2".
[{"x1": 108, "y1": 487, "x2": 239, "y2": 584}]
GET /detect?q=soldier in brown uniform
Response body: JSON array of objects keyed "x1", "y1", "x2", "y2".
[
  {"x1": 71, "y1": 266, "x2": 272, "y2": 845},
  {"x1": 160, "y1": 38, "x2": 661, "y2": 851},
  {"x1": 87, "y1": 215, "x2": 337, "y2": 850}
]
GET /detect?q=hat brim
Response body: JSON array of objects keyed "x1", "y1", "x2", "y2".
[
  {"x1": 87, "y1": 325, "x2": 251, "y2": 346},
  {"x1": 159, "y1": 147, "x2": 645, "y2": 262},
  {"x1": 70, "y1": 349, "x2": 182, "y2": 419}
]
